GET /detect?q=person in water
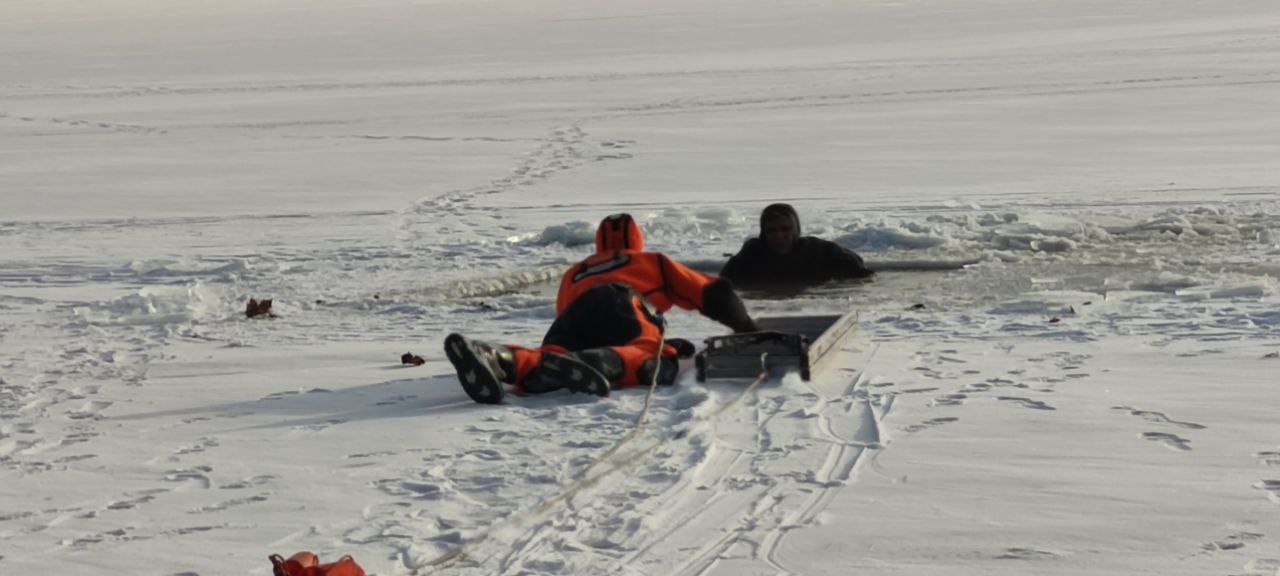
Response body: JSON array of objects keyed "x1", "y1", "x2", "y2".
[
  {"x1": 444, "y1": 213, "x2": 759, "y2": 404},
  {"x1": 719, "y1": 203, "x2": 873, "y2": 289}
]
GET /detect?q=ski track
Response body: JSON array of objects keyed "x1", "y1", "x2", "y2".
[
  {"x1": 413, "y1": 376, "x2": 770, "y2": 575},
  {"x1": 755, "y1": 359, "x2": 883, "y2": 576},
  {"x1": 414, "y1": 347, "x2": 889, "y2": 576},
  {"x1": 599, "y1": 71, "x2": 1280, "y2": 120}
]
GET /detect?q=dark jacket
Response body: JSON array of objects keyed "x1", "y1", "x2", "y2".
[{"x1": 720, "y1": 236, "x2": 873, "y2": 289}]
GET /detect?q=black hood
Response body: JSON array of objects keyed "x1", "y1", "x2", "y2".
[{"x1": 758, "y1": 203, "x2": 801, "y2": 238}]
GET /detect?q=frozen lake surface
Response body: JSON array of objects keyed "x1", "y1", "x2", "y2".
[{"x1": 3, "y1": 1, "x2": 1280, "y2": 574}]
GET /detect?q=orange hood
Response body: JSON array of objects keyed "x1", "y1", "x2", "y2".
[{"x1": 595, "y1": 213, "x2": 645, "y2": 252}]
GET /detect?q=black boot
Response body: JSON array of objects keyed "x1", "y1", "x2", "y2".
[
  {"x1": 444, "y1": 333, "x2": 516, "y2": 404},
  {"x1": 638, "y1": 356, "x2": 680, "y2": 386},
  {"x1": 523, "y1": 352, "x2": 611, "y2": 397}
]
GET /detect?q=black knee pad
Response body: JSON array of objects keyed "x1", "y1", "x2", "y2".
[{"x1": 568, "y1": 348, "x2": 626, "y2": 382}]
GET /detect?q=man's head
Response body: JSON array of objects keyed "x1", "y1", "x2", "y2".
[
  {"x1": 758, "y1": 203, "x2": 801, "y2": 255},
  {"x1": 595, "y1": 213, "x2": 645, "y2": 253}
]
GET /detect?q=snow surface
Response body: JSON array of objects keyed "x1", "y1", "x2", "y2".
[{"x1": 3, "y1": 0, "x2": 1280, "y2": 574}]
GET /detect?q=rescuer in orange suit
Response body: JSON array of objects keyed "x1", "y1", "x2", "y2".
[{"x1": 445, "y1": 213, "x2": 759, "y2": 404}]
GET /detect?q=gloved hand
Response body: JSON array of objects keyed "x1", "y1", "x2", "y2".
[
  {"x1": 666, "y1": 338, "x2": 697, "y2": 358},
  {"x1": 734, "y1": 318, "x2": 761, "y2": 334}
]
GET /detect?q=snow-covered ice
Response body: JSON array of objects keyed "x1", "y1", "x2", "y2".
[{"x1": 3, "y1": 0, "x2": 1280, "y2": 574}]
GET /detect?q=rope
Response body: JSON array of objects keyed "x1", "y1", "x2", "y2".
[
  {"x1": 419, "y1": 326, "x2": 670, "y2": 573},
  {"x1": 418, "y1": 341, "x2": 773, "y2": 574},
  {"x1": 575, "y1": 329, "x2": 665, "y2": 478}
]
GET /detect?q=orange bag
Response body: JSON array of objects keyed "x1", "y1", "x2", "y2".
[{"x1": 270, "y1": 551, "x2": 366, "y2": 576}]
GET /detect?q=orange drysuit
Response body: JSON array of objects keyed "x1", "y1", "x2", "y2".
[{"x1": 507, "y1": 213, "x2": 757, "y2": 390}]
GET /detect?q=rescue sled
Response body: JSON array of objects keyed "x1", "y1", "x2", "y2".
[{"x1": 695, "y1": 310, "x2": 858, "y2": 382}]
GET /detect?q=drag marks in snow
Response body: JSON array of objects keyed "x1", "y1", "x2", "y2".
[
  {"x1": 639, "y1": 351, "x2": 885, "y2": 576},
  {"x1": 478, "y1": 395, "x2": 736, "y2": 573},
  {"x1": 389, "y1": 349, "x2": 885, "y2": 576},
  {"x1": 757, "y1": 368, "x2": 885, "y2": 575},
  {"x1": 592, "y1": 396, "x2": 779, "y2": 573}
]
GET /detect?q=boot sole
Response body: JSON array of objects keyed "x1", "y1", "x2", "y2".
[
  {"x1": 444, "y1": 333, "x2": 505, "y2": 404},
  {"x1": 539, "y1": 352, "x2": 611, "y2": 397}
]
